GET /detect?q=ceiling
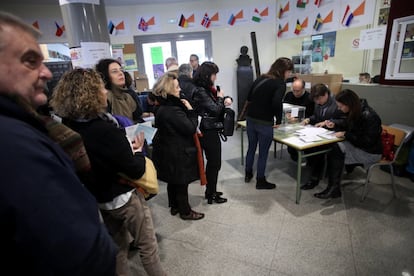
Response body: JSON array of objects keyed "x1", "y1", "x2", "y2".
[{"x1": 6, "y1": 0, "x2": 198, "y2": 6}]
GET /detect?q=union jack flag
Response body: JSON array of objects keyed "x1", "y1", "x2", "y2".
[{"x1": 138, "y1": 17, "x2": 148, "y2": 31}]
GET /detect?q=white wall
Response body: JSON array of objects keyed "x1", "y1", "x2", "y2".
[{"x1": 1, "y1": 0, "x2": 385, "y2": 106}]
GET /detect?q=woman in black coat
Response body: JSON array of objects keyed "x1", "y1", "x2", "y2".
[
  {"x1": 193, "y1": 62, "x2": 228, "y2": 204},
  {"x1": 314, "y1": 89, "x2": 382, "y2": 199},
  {"x1": 152, "y1": 72, "x2": 204, "y2": 220}
]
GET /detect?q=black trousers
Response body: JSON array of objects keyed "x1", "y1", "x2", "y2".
[
  {"x1": 307, "y1": 144, "x2": 332, "y2": 180},
  {"x1": 200, "y1": 130, "x2": 222, "y2": 197},
  {"x1": 167, "y1": 183, "x2": 191, "y2": 215}
]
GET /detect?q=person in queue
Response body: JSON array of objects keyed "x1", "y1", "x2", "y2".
[
  {"x1": 189, "y1": 54, "x2": 200, "y2": 75},
  {"x1": 244, "y1": 57, "x2": 293, "y2": 189},
  {"x1": 193, "y1": 61, "x2": 227, "y2": 204},
  {"x1": 50, "y1": 69, "x2": 166, "y2": 276},
  {"x1": 300, "y1": 83, "x2": 346, "y2": 190},
  {"x1": 314, "y1": 89, "x2": 382, "y2": 199},
  {"x1": 151, "y1": 72, "x2": 204, "y2": 220},
  {"x1": 178, "y1": 63, "x2": 197, "y2": 105},
  {"x1": 0, "y1": 11, "x2": 117, "y2": 275},
  {"x1": 96, "y1": 58, "x2": 144, "y2": 124}
]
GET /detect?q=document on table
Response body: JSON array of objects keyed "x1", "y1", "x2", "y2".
[
  {"x1": 125, "y1": 121, "x2": 157, "y2": 145},
  {"x1": 294, "y1": 127, "x2": 334, "y2": 143}
]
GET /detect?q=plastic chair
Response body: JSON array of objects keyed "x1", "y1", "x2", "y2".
[{"x1": 361, "y1": 125, "x2": 407, "y2": 201}]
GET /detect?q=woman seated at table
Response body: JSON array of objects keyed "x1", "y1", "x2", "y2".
[{"x1": 314, "y1": 89, "x2": 382, "y2": 199}]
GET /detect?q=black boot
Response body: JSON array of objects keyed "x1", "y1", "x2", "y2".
[
  {"x1": 301, "y1": 178, "x2": 319, "y2": 190},
  {"x1": 245, "y1": 171, "x2": 253, "y2": 183},
  {"x1": 204, "y1": 191, "x2": 223, "y2": 199},
  {"x1": 314, "y1": 185, "x2": 341, "y2": 199},
  {"x1": 207, "y1": 194, "x2": 227, "y2": 204},
  {"x1": 256, "y1": 177, "x2": 276, "y2": 189},
  {"x1": 314, "y1": 144, "x2": 344, "y2": 199}
]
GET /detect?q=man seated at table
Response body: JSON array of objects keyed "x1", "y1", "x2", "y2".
[
  {"x1": 300, "y1": 83, "x2": 346, "y2": 190},
  {"x1": 283, "y1": 78, "x2": 314, "y2": 119},
  {"x1": 283, "y1": 79, "x2": 315, "y2": 162}
]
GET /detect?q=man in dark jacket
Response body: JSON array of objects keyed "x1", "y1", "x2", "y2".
[
  {"x1": 0, "y1": 12, "x2": 116, "y2": 275},
  {"x1": 178, "y1": 63, "x2": 197, "y2": 105}
]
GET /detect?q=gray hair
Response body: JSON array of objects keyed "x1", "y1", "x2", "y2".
[
  {"x1": 165, "y1": 57, "x2": 178, "y2": 69},
  {"x1": 178, "y1": 63, "x2": 193, "y2": 77},
  {"x1": 0, "y1": 11, "x2": 41, "y2": 51}
]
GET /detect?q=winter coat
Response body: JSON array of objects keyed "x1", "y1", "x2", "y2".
[{"x1": 152, "y1": 95, "x2": 199, "y2": 184}]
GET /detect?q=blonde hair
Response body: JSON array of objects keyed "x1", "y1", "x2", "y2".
[
  {"x1": 50, "y1": 68, "x2": 107, "y2": 119},
  {"x1": 152, "y1": 72, "x2": 178, "y2": 99}
]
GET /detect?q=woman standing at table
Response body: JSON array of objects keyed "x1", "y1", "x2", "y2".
[
  {"x1": 244, "y1": 57, "x2": 293, "y2": 189},
  {"x1": 314, "y1": 89, "x2": 382, "y2": 199}
]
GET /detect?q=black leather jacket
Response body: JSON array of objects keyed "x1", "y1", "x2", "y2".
[
  {"x1": 345, "y1": 99, "x2": 382, "y2": 154},
  {"x1": 193, "y1": 86, "x2": 225, "y2": 121}
]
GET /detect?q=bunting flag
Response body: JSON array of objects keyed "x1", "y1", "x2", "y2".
[
  {"x1": 313, "y1": 10, "x2": 333, "y2": 31},
  {"x1": 210, "y1": 12, "x2": 219, "y2": 22},
  {"x1": 252, "y1": 8, "x2": 262, "y2": 22},
  {"x1": 294, "y1": 17, "x2": 308, "y2": 35},
  {"x1": 201, "y1": 13, "x2": 211, "y2": 28},
  {"x1": 278, "y1": 2, "x2": 289, "y2": 19},
  {"x1": 296, "y1": 0, "x2": 309, "y2": 8},
  {"x1": 277, "y1": 22, "x2": 289, "y2": 37},
  {"x1": 342, "y1": 1, "x2": 365, "y2": 27},
  {"x1": 108, "y1": 21, "x2": 115, "y2": 34},
  {"x1": 228, "y1": 10, "x2": 243, "y2": 26},
  {"x1": 314, "y1": 0, "x2": 322, "y2": 7},
  {"x1": 32, "y1": 21, "x2": 39, "y2": 30},
  {"x1": 116, "y1": 21, "x2": 125, "y2": 31},
  {"x1": 138, "y1": 17, "x2": 149, "y2": 31},
  {"x1": 313, "y1": 13, "x2": 323, "y2": 31},
  {"x1": 178, "y1": 14, "x2": 194, "y2": 28},
  {"x1": 252, "y1": 7, "x2": 268, "y2": 22},
  {"x1": 55, "y1": 22, "x2": 65, "y2": 37}
]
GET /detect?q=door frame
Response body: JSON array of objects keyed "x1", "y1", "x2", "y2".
[{"x1": 133, "y1": 31, "x2": 212, "y2": 74}]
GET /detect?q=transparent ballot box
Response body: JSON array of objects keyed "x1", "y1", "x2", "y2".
[{"x1": 282, "y1": 103, "x2": 306, "y2": 124}]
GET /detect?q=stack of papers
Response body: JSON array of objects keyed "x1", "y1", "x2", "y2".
[
  {"x1": 125, "y1": 121, "x2": 157, "y2": 145},
  {"x1": 294, "y1": 127, "x2": 335, "y2": 143}
]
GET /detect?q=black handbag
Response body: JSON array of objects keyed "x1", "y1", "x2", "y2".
[{"x1": 200, "y1": 116, "x2": 224, "y2": 131}]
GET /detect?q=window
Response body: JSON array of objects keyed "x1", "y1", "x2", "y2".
[
  {"x1": 134, "y1": 31, "x2": 212, "y2": 89},
  {"x1": 385, "y1": 15, "x2": 414, "y2": 80}
]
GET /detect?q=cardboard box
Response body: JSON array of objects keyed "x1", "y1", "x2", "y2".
[
  {"x1": 298, "y1": 74, "x2": 343, "y2": 94},
  {"x1": 134, "y1": 71, "x2": 149, "y2": 92}
]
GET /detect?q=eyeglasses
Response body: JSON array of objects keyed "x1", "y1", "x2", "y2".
[{"x1": 109, "y1": 68, "x2": 124, "y2": 74}]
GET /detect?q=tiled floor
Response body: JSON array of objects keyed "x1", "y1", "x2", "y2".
[{"x1": 130, "y1": 129, "x2": 414, "y2": 276}]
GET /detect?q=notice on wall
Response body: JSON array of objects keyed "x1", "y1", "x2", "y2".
[
  {"x1": 359, "y1": 26, "x2": 387, "y2": 50},
  {"x1": 80, "y1": 42, "x2": 111, "y2": 68}
]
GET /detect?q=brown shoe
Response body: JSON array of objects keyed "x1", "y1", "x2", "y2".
[{"x1": 180, "y1": 210, "x2": 205, "y2": 220}]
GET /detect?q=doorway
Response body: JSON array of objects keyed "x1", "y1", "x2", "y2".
[{"x1": 134, "y1": 31, "x2": 212, "y2": 89}]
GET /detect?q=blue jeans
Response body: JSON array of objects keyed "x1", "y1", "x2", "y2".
[{"x1": 245, "y1": 118, "x2": 273, "y2": 179}]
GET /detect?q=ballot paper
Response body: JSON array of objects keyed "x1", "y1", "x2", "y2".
[{"x1": 125, "y1": 121, "x2": 157, "y2": 145}]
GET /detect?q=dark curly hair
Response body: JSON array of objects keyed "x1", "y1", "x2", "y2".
[
  {"x1": 95, "y1": 58, "x2": 122, "y2": 90},
  {"x1": 193, "y1": 61, "x2": 219, "y2": 89}
]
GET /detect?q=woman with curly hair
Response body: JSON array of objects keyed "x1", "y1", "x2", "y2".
[
  {"x1": 193, "y1": 61, "x2": 228, "y2": 204},
  {"x1": 50, "y1": 68, "x2": 166, "y2": 276}
]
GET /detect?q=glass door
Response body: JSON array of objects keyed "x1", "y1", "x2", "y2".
[{"x1": 134, "y1": 31, "x2": 212, "y2": 89}]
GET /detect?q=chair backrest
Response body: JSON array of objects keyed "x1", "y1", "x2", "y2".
[
  {"x1": 382, "y1": 125, "x2": 406, "y2": 147},
  {"x1": 382, "y1": 125, "x2": 407, "y2": 162}
]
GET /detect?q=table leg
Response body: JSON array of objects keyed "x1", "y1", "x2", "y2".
[
  {"x1": 296, "y1": 150, "x2": 303, "y2": 204},
  {"x1": 240, "y1": 127, "x2": 244, "y2": 165}
]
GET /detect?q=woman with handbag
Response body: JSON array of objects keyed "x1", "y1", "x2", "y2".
[
  {"x1": 245, "y1": 57, "x2": 293, "y2": 189},
  {"x1": 50, "y1": 69, "x2": 166, "y2": 276},
  {"x1": 193, "y1": 61, "x2": 228, "y2": 204},
  {"x1": 151, "y1": 72, "x2": 205, "y2": 220}
]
